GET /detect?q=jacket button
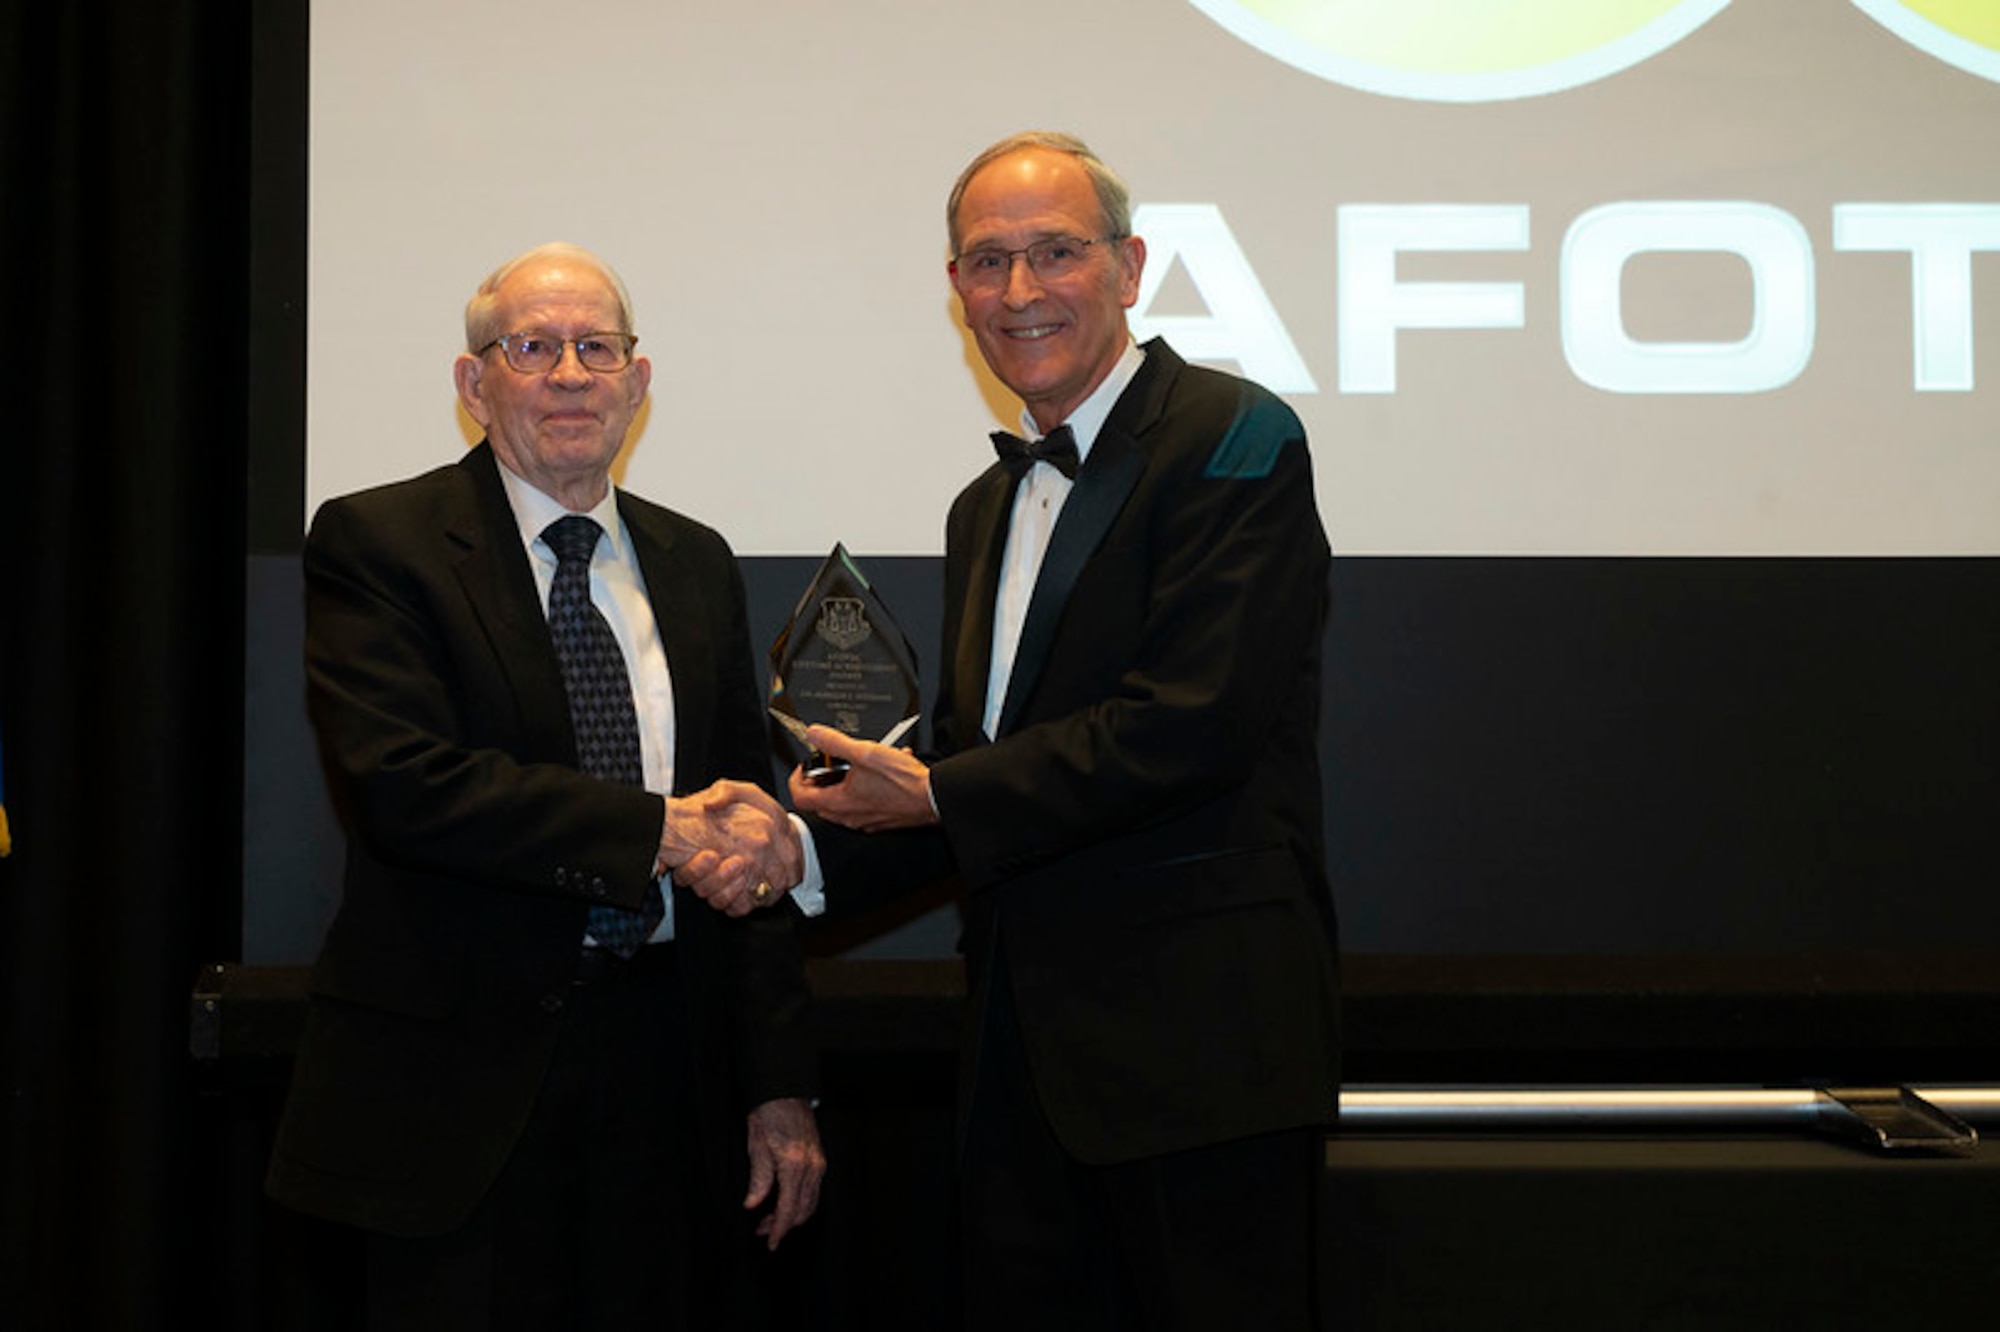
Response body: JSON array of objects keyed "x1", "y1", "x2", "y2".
[
  {"x1": 554, "y1": 867, "x2": 570, "y2": 887},
  {"x1": 589, "y1": 876, "x2": 609, "y2": 899},
  {"x1": 540, "y1": 993, "x2": 564, "y2": 1014}
]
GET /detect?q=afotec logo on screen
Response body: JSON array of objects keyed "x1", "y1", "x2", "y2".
[
  {"x1": 1189, "y1": 0, "x2": 2000, "y2": 101},
  {"x1": 1184, "y1": 0, "x2": 1735, "y2": 101},
  {"x1": 1850, "y1": 0, "x2": 2000, "y2": 82}
]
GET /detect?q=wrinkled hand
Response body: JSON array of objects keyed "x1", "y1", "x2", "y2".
[
  {"x1": 659, "y1": 780, "x2": 803, "y2": 916},
  {"x1": 787, "y1": 725, "x2": 939, "y2": 832},
  {"x1": 744, "y1": 1097, "x2": 825, "y2": 1250}
]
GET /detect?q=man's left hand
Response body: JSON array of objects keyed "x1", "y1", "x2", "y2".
[
  {"x1": 787, "y1": 725, "x2": 940, "y2": 832},
  {"x1": 744, "y1": 1096, "x2": 825, "y2": 1249}
]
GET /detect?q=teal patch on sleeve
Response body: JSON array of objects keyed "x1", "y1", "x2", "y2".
[{"x1": 1202, "y1": 391, "x2": 1302, "y2": 480}]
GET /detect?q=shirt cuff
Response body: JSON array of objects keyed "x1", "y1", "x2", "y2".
[{"x1": 787, "y1": 813, "x2": 828, "y2": 917}]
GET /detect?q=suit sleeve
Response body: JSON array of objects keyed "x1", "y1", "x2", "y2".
[
  {"x1": 931, "y1": 386, "x2": 1330, "y2": 888},
  {"x1": 304, "y1": 495, "x2": 663, "y2": 910}
]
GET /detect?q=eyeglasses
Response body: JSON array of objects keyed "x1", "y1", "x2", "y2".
[
  {"x1": 949, "y1": 235, "x2": 1118, "y2": 291},
  {"x1": 478, "y1": 330, "x2": 639, "y2": 374}
]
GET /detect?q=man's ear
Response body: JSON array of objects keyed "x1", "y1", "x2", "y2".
[
  {"x1": 1116, "y1": 234, "x2": 1147, "y2": 309},
  {"x1": 453, "y1": 353, "x2": 490, "y2": 426}
]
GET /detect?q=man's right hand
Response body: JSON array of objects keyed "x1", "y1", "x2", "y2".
[{"x1": 657, "y1": 780, "x2": 803, "y2": 917}]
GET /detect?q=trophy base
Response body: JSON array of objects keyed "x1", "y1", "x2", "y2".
[{"x1": 804, "y1": 752, "x2": 851, "y2": 786}]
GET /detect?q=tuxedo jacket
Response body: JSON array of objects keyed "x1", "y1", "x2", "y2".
[
  {"x1": 267, "y1": 443, "x2": 814, "y2": 1239},
  {"x1": 825, "y1": 339, "x2": 1340, "y2": 1166}
]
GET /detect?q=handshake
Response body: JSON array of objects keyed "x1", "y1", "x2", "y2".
[
  {"x1": 655, "y1": 780, "x2": 804, "y2": 918},
  {"x1": 649, "y1": 726, "x2": 937, "y2": 918}
]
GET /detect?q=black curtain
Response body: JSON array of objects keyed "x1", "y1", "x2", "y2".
[{"x1": 3, "y1": 2, "x2": 254, "y2": 1324}]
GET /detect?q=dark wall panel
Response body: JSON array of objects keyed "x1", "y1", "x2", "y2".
[{"x1": 247, "y1": 553, "x2": 2000, "y2": 971}]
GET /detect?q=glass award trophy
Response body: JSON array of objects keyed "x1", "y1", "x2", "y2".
[{"x1": 769, "y1": 544, "x2": 921, "y2": 785}]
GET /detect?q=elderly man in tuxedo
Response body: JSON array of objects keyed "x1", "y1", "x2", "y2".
[
  {"x1": 268, "y1": 242, "x2": 823, "y2": 1331},
  {"x1": 794, "y1": 133, "x2": 1341, "y2": 1331}
]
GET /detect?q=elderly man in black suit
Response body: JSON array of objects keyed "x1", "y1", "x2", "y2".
[
  {"x1": 268, "y1": 242, "x2": 823, "y2": 1331},
  {"x1": 793, "y1": 133, "x2": 1341, "y2": 1331}
]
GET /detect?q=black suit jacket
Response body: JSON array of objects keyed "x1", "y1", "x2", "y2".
[
  {"x1": 267, "y1": 443, "x2": 813, "y2": 1238},
  {"x1": 824, "y1": 340, "x2": 1340, "y2": 1166}
]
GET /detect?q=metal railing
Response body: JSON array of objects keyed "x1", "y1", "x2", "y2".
[{"x1": 1339, "y1": 1084, "x2": 1997, "y2": 1152}]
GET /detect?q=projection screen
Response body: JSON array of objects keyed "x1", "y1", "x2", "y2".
[{"x1": 306, "y1": 0, "x2": 2000, "y2": 557}]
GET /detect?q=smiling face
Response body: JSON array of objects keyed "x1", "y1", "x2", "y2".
[
  {"x1": 950, "y1": 147, "x2": 1145, "y2": 434},
  {"x1": 453, "y1": 254, "x2": 652, "y2": 511}
]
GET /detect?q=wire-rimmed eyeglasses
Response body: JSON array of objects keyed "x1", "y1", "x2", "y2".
[
  {"x1": 949, "y1": 235, "x2": 1119, "y2": 292},
  {"x1": 477, "y1": 330, "x2": 639, "y2": 374}
]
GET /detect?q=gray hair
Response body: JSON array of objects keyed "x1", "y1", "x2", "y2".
[
  {"x1": 463, "y1": 242, "x2": 636, "y2": 352},
  {"x1": 945, "y1": 131, "x2": 1132, "y2": 255}
]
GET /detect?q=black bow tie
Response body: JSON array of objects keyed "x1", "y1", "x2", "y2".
[{"x1": 991, "y1": 424, "x2": 1080, "y2": 480}]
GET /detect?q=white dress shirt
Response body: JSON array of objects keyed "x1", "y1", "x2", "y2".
[
  {"x1": 984, "y1": 340, "x2": 1147, "y2": 738},
  {"x1": 498, "y1": 467, "x2": 679, "y2": 943}
]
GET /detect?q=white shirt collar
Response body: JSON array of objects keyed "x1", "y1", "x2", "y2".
[
  {"x1": 1018, "y1": 339, "x2": 1146, "y2": 466},
  {"x1": 495, "y1": 462, "x2": 629, "y2": 563}
]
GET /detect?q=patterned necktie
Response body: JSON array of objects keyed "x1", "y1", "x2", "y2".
[
  {"x1": 544, "y1": 515, "x2": 663, "y2": 956},
  {"x1": 991, "y1": 424, "x2": 1080, "y2": 479}
]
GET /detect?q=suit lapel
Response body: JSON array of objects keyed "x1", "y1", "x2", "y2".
[
  {"x1": 952, "y1": 467, "x2": 1019, "y2": 742},
  {"x1": 620, "y1": 496, "x2": 706, "y2": 794},
  {"x1": 994, "y1": 342, "x2": 1178, "y2": 734},
  {"x1": 995, "y1": 434, "x2": 1142, "y2": 734},
  {"x1": 446, "y1": 445, "x2": 577, "y2": 765}
]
